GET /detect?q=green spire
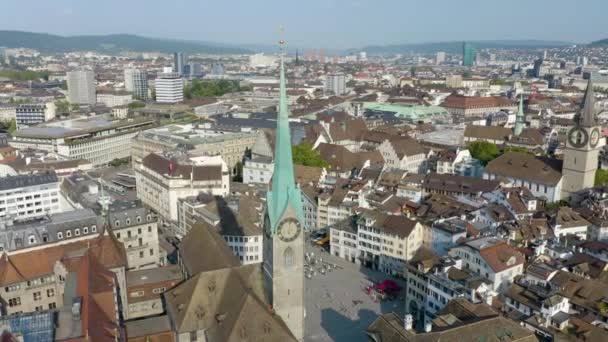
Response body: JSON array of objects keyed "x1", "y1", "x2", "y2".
[
  {"x1": 514, "y1": 94, "x2": 525, "y2": 136},
  {"x1": 267, "y1": 36, "x2": 304, "y2": 233}
]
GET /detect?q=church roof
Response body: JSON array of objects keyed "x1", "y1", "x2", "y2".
[
  {"x1": 266, "y1": 44, "x2": 304, "y2": 231},
  {"x1": 164, "y1": 264, "x2": 296, "y2": 341},
  {"x1": 579, "y1": 79, "x2": 597, "y2": 128}
]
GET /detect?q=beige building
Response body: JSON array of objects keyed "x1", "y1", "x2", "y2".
[
  {"x1": 109, "y1": 201, "x2": 163, "y2": 270},
  {"x1": 330, "y1": 212, "x2": 427, "y2": 277},
  {"x1": 378, "y1": 137, "x2": 428, "y2": 172},
  {"x1": 0, "y1": 235, "x2": 126, "y2": 317},
  {"x1": 131, "y1": 124, "x2": 257, "y2": 171},
  {"x1": 135, "y1": 153, "x2": 229, "y2": 223}
]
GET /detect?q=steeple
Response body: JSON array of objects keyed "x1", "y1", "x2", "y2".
[
  {"x1": 579, "y1": 79, "x2": 597, "y2": 128},
  {"x1": 267, "y1": 33, "x2": 304, "y2": 233},
  {"x1": 514, "y1": 94, "x2": 525, "y2": 136}
]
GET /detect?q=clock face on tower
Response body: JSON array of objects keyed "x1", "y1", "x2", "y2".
[
  {"x1": 568, "y1": 127, "x2": 589, "y2": 148},
  {"x1": 590, "y1": 128, "x2": 601, "y2": 148},
  {"x1": 277, "y1": 218, "x2": 302, "y2": 242}
]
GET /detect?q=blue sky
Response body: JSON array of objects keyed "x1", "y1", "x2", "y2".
[{"x1": 0, "y1": 0, "x2": 606, "y2": 49}]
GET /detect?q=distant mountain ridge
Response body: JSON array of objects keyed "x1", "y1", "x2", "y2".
[
  {"x1": 354, "y1": 40, "x2": 573, "y2": 55},
  {"x1": 590, "y1": 38, "x2": 608, "y2": 46},
  {"x1": 0, "y1": 30, "x2": 251, "y2": 54}
]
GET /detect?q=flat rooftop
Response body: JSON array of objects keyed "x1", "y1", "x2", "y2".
[{"x1": 13, "y1": 115, "x2": 155, "y2": 139}]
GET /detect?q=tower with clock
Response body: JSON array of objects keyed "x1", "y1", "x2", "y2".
[
  {"x1": 562, "y1": 80, "x2": 602, "y2": 199},
  {"x1": 262, "y1": 33, "x2": 305, "y2": 341}
]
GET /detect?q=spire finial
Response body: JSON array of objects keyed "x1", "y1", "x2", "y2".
[{"x1": 278, "y1": 25, "x2": 286, "y2": 56}]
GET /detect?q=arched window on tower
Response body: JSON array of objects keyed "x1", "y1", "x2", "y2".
[{"x1": 283, "y1": 247, "x2": 294, "y2": 269}]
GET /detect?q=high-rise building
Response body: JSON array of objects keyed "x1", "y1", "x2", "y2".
[
  {"x1": 462, "y1": 42, "x2": 476, "y2": 67},
  {"x1": 188, "y1": 63, "x2": 203, "y2": 77},
  {"x1": 173, "y1": 52, "x2": 188, "y2": 76},
  {"x1": 562, "y1": 79, "x2": 602, "y2": 198},
  {"x1": 155, "y1": 70, "x2": 183, "y2": 103},
  {"x1": 67, "y1": 70, "x2": 96, "y2": 105},
  {"x1": 325, "y1": 73, "x2": 346, "y2": 95},
  {"x1": 124, "y1": 68, "x2": 148, "y2": 100},
  {"x1": 436, "y1": 51, "x2": 446, "y2": 65},
  {"x1": 533, "y1": 59, "x2": 547, "y2": 78},
  {"x1": 262, "y1": 40, "x2": 305, "y2": 341}
]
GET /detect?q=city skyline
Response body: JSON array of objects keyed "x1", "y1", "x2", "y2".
[{"x1": 0, "y1": 0, "x2": 606, "y2": 49}]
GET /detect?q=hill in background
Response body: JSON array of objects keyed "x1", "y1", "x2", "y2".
[
  {"x1": 0, "y1": 30, "x2": 251, "y2": 54},
  {"x1": 354, "y1": 40, "x2": 573, "y2": 55}
]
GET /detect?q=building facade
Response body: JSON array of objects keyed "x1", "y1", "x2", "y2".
[
  {"x1": 15, "y1": 103, "x2": 56, "y2": 129},
  {"x1": 124, "y1": 68, "x2": 149, "y2": 100},
  {"x1": 109, "y1": 202, "x2": 162, "y2": 270},
  {"x1": 155, "y1": 72, "x2": 183, "y2": 104},
  {"x1": 0, "y1": 172, "x2": 61, "y2": 222},
  {"x1": 67, "y1": 70, "x2": 96, "y2": 105}
]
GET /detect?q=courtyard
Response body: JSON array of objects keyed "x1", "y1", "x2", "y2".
[{"x1": 304, "y1": 244, "x2": 406, "y2": 342}]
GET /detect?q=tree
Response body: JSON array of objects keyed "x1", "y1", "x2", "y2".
[
  {"x1": 232, "y1": 161, "x2": 243, "y2": 182},
  {"x1": 468, "y1": 141, "x2": 501, "y2": 165},
  {"x1": 55, "y1": 100, "x2": 70, "y2": 114},
  {"x1": 503, "y1": 146, "x2": 528, "y2": 154},
  {"x1": 128, "y1": 101, "x2": 146, "y2": 110},
  {"x1": 6, "y1": 119, "x2": 16, "y2": 133},
  {"x1": 292, "y1": 142, "x2": 329, "y2": 168},
  {"x1": 595, "y1": 169, "x2": 608, "y2": 186},
  {"x1": 71, "y1": 103, "x2": 80, "y2": 111}
]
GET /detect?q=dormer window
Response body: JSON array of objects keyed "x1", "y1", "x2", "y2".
[
  {"x1": 115, "y1": 220, "x2": 120, "y2": 227},
  {"x1": 57, "y1": 232, "x2": 63, "y2": 239},
  {"x1": 147, "y1": 215, "x2": 152, "y2": 221},
  {"x1": 42, "y1": 233, "x2": 48, "y2": 243},
  {"x1": 75, "y1": 229, "x2": 80, "y2": 236},
  {"x1": 28, "y1": 235, "x2": 36, "y2": 244},
  {"x1": 66, "y1": 230, "x2": 72, "y2": 238},
  {"x1": 91, "y1": 225, "x2": 97, "y2": 233},
  {"x1": 83, "y1": 227, "x2": 88, "y2": 234},
  {"x1": 15, "y1": 238, "x2": 22, "y2": 248},
  {"x1": 126, "y1": 218, "x2": 131, "y2": 225},
  {"x1": 136, "y1": 216, "x2": 141, "y2": 224}
]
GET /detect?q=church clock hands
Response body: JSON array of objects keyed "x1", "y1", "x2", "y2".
[
  {"x1": 590, "y1": 128, "x2": 600, "y2": 148},
  {"x1": 568, "y1": 127, "x2": 588, "y2": 148},
  {"x1": 277, "y1": 218, "x2": 302, "y2": 242}
]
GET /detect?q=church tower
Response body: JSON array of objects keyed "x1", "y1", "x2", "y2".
[
  {"x1": 562, "y1": 79, "x2": 603, "y2": 199},
  {"x1": 513, "y1": 94, "x2": 525, "y2": 136},
  {"x1": 262, "y1": 35, "x2": 305, "y2": 341}
]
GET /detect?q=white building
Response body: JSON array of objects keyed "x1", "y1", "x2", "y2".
[
  {"x1": 0, "y1": 104, "x2": 16, "y2": 123},
  {"x1": 0, "y1": 171, "x2": 61, "y2": 222},
  {"x1": 550, "y1": 206, "x2": 590, "y2": 239},
  {"x1": 431, "y1": 217, "x2": 468, "y2": 256},
  {"x1": 124, "y1": 68, "x2": 149, "y2": 100},
  {"x1": 10, "y1": 115, "x2": 156, "y2": 166},
  {"x1": 330, "y1": 212, "x2": 426, "y2": 277},
  {"x1": 67, "y1": 70, "x2": 96, "y2": 105},
  {"x1": 449, "y1": 237, "x2": 524, "y2": 291},
  {"x1": 378, "y1": 138, "x2": 428, "y2": 173},
  {"x1": 15, "y1": 103, "x2": 56, "y2": 129},
  {"x1": 325, "y1": 73, "x2": 346, "y2": 96},
  {"x1": 135, "y1": 153, "x2": 229, "y2": 223},
  {"x1": 96, "y1": 91, "x2": 133, "y2": 108},
  {"x1": 249, "y1": 53, "x2": 279, "y2": 68},
  {"x1": 155, "y1": 72, "x2": 183, "y2": 104},
  {"x1": 484, "y1": 152, "x2": 563, "y2": 203}
]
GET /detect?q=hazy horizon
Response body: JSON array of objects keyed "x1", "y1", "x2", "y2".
[{"x1": 0, "y1": 0, "x2": 606, "y2": 49}]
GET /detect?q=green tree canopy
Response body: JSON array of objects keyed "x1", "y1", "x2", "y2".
[
  {"x1": 128, "y1": 101, "x2": 146, "y2": 110},
  {"x1": 595, "y1": 169, "x2": 608, "y2": 186},
  {"x1": 0, "y1": 69, "x2": 49, "y2": 81},
  {"x1": 292, "y1": 142, "x2": 328, "y2": 168},
  {"x1": 184, "y1": 79, "x2": 242, "y2": 100},
  {"x1": 468, "y1": 141, "x2": 501, "y2": 165}
]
